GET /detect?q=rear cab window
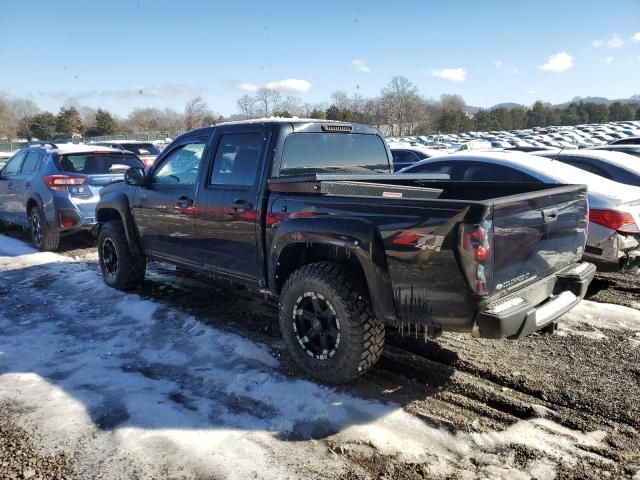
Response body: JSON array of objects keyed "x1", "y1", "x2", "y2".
[
  {"x1": 279, "y1": 133, "x2": 390, "y2": 176},
  {"x1": 56, "y1": 152, "x2": 144, "y2": 175}
]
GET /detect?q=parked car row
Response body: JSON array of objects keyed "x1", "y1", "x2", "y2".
[{"x1": 388, "y1": 120, "x2": 640, "y2": 165}]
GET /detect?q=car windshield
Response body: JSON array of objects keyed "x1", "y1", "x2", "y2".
[
  {"x1": 280, "y1": 133, "x2": 390, "y2": 175},
  {"x1": 56, "y1": 153, "x2": 144, "y2": 174}
]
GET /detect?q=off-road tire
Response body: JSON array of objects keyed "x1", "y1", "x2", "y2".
[
  {"x1": 29, "y1": 206, "x2": 60, "y2": 251},
  {"x1": 98, "y1": 220, "x2": 146, "y2": 290},
  {"x1": 279, "y1": 262, "x2": 385, "y2": 384}
]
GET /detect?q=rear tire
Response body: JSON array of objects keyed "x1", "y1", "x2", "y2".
[
  {"x1": 278, "y1": 262, "x2": 385, "y2": 384},
  {"x1": 29, "y1": 207, "x2": 60, "y2": 251},
  {"x1": 98, "y1": 220, "x2": 146, "y2": 290}
]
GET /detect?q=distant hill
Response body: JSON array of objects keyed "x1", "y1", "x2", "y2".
[
  {"x1": 465, "y1": 102, "x2": 523, "y2": 114},
  {"x1": 466, "y1": 96, "x2": 640, "y2": 115}
]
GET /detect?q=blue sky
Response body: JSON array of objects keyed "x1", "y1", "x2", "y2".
[{"x1": 1, "y1": 0, "x2": 639, "y2": 116}]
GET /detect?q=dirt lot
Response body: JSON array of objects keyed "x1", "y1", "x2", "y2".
[{"x1": 1, "y1": 230, "x2": 639, "y2": 479}]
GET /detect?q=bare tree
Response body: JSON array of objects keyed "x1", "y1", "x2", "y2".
[
  {"x1": 160, "y1": 108, "x2": 184, "y2": 132},
  {"x1": 380, "y1": 76, "x2": 422, "y2": 135},
  {"x1": 184, "y1": 96, "x2": 212, "y2": 130},
  {"x1": 277, "y1": 95, "x2": 304, "y2": 117},
  {"x1": 0, "y1": 94, "x2": 19, "y2": 142},
  {"x1": 79, "y1": 106, "x2": 97, "y2": 130},
  {"x1": 13, "y1": 98, "x2": 40, "y2": 140},
  {"x1": 236, "y1": 95, "x2": 256, "y2": 119},
  {"x1": 62, "y1": 97, "x2": 81, "y2": 111},
  {"x1": 255, "y1": 88, "x2": 281, "y2": 117},
  {"x1": 127, "y1": 107, "x2": 162, "y2": 132}
]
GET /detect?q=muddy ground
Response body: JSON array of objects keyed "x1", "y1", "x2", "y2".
[{"x1": 1, "y1": 229, "x2": 640, "y2": 479}]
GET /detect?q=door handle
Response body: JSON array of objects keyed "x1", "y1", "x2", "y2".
[
  {"x1": 232, "y1": 199, "x2": 252, "y2": 212},
  {"x1": 176, "y1": 196, "x2": 193, "y2": 209},
  {"x1": 542, "y1": 207, "x2": 558, "y2": 223}
]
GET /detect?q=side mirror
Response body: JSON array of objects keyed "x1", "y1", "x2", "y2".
[{"x1": 124, "y1": 167, "x2": 145, "y2": 186}]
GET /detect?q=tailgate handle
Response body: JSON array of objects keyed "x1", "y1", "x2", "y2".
[{"x1": 542, "y1": 208, "x2": 558, "y2": 223}]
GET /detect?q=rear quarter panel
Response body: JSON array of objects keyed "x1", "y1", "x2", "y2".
[{"x1": 267, "y1": 193, "x2": 481, "y2": 331}]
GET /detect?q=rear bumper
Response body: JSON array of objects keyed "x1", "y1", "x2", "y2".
[{"x1": 474, "y1": 262, "x2": 596, "y2": 339}]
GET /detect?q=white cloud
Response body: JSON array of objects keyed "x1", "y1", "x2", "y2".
[
  {"x1": 592, "y1": 34, "x2": 625, "y2": 48},
  {"x1": 494, "y1": 59, "x2": 503, "y2": 68},
  {"x1": 539, "y1": 52, "x2": 573, "y2": 72},
  {"x1": 35, "y1": 84, "x2": 209, "y2": 100},
  {"x1": 605, "y1": 56, "x2": 615, "y2": 64},
  {"x1": 634, "y1": 32, "x2": 640, "y2": 42},
  {"x1": 431, "y1": 67, "x2": 466, "y2": 82},
  {"x1": 351, "y1": 59, "x2": 371, "y2": 73},
  {"x1": 527, "y1": 90, "x2": 537, "y2": 95},
  {"x1": 235, "y1": 78, "x2": 312, "y2": 94}
]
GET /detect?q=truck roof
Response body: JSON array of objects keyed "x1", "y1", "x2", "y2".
[{"x1": 178, "y1": 119, "x2": 381, "y2": 138}]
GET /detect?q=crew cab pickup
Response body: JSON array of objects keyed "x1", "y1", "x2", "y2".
[{"x1": 95, "y1": 119, "x2": 595, "y2": 384}]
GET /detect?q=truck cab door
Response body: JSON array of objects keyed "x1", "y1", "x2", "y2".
[
  {"x1": 195, "y1": 127, "x2": 269, "y2": 284},
  {"x1": 133, "y1": 136, "x2": 208, "y2": 266}
]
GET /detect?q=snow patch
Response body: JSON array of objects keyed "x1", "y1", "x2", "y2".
[{"x1": 0, "y1": 235, "x2": 615, "y2": 478}]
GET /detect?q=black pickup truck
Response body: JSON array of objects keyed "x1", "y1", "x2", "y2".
[{"x1": 96, "y1": 119, "x2": 595, "y2": 383}]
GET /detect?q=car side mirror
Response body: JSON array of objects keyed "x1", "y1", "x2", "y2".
[{"x1": 124, "y1": 167, "x2": 145, "y2": 186}]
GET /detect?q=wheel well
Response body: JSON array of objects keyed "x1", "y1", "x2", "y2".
[
  {"x1": 97, "y1": 208, "x2": 123, "y2": 223},
  {"x1": 26, "y1": 198, "x2": 38, "y2": 214},
  {"x1": 275, "y1": 243, "x2": 368, "y2": 294}
]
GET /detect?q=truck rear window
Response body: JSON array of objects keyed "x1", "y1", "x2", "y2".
[
  {"x1": 280, "y1": 133, "x2": 391, "y2": 175},
  {"x1": 57, "y1": 153, "x2": 143, "y2": 174}
]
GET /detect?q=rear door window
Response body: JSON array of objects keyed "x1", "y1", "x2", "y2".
[
  {"x1": 210, "y1": 132, "x2": 265, "y2": 186},
  {"x1": 20, "y1": 152, "x2": 42, "y2": 174}
]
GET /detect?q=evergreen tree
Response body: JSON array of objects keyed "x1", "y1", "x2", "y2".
[
  {"x1": 56, "y1": 107, "x2": 83, "y2": 137},
  {"x1": 94, "y1": 108, "x2": 118, "y2": 135},
  {"x1": 29, "y1": 112, "x2": 57, "y2": 140}
]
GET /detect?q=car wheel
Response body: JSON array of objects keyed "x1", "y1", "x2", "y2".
[
  {"x1": 29, "y1": 207, "x2": 59, "y2": 251},
  {"x1": 98, "y1": 220, "x2": 146, "y2": 290},
  {"x1": 278, "y1": 262, "x2": 385, "y2": 384}
]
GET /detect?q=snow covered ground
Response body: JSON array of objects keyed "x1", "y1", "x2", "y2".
[{"x1": 0, "y1": 234, "x2": 639, "y2": 479}]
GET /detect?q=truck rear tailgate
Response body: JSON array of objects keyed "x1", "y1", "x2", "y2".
[{"x1": 490, "y1": 186, "x2": 589, "y2": 296}]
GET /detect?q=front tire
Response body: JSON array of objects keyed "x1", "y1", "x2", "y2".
[
  {"x1": 98, "y1": 220, "x2": 146, "y2": 290},
  {"x1": 29, "y1": 207, "x2": 59, "y2": 251},
  {"x1": 278, "y1": 262, "x2": 385, "y2": 384}
]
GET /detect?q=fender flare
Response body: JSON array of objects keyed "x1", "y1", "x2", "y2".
[
  {"x1": 270, "y1": 216, "x2": 398, "y2": 325},
  {"x1": 96, "y1": 193, "x2": 142, "y2": 256}
]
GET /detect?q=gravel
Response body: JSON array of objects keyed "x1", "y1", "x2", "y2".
[{"x1": 0, "y1": 402, "x2": 73, "y2": 480}]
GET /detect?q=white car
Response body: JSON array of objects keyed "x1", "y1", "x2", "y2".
[{"x1": 399, "y1": 151, "x2": 640, "y2": 273}]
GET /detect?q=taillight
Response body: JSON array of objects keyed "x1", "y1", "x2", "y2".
[
  {"x1": 589, "y1": 209, "x2": 639, "y2": 233},
  {"x1": 44, "y1": 174, "x2": 88, "y2": 191},
  {"x1": 459, "y1": 220, "x2": 493, "y2": 296}
]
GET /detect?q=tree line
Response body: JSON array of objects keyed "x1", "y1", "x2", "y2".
[
  {"x1": 2, "y1": 77, "x2": 640, "y2": 143},
  {"x1": 235, "y1": 77, "x2": 640, "y2": 136},
  {"x1": 0, "y1": 95, "x2": 221, "y2": 143}
]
